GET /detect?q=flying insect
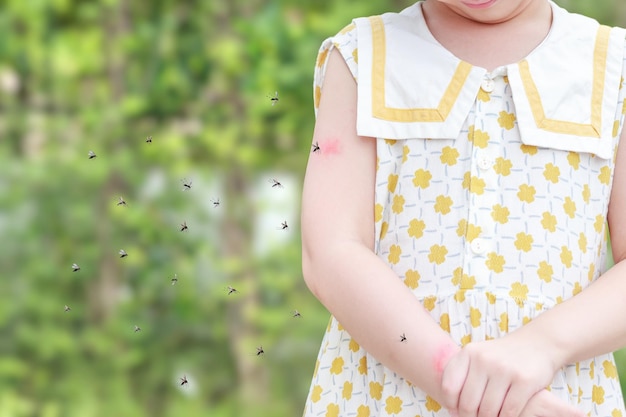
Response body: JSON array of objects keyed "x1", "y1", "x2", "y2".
[
  {"x1": 267, "y1": 91, "x2": 279, "y2": 106},
  {"x1": 269, "y1": 178, "x2": 283, "y2": 188}
]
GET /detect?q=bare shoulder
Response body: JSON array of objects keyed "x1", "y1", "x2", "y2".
[
  {"x1": 608, "y1": 128, "x2": 626, "y2": 263},
  {"x1": 311, "y1": 48, "x2": 365, "y2": 155}
]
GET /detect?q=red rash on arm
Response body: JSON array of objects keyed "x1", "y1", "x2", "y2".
[
  {"x1": 319, "y1": 138, "x2": 341, "y2": 156},
  {"x1": 433, "y1": 343, "x2": 458, "y2": 375}
]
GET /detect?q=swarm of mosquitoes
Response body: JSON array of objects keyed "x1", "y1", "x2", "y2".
[{"x1": 64, "y1": 94, "x2": 335, "y2": 389}]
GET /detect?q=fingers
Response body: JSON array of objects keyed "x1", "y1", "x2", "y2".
[
  {"x1": 443, "y1": 351, "x2": 537, "y2": 417},
  {"x1": 442, "y1": 351, "x2": 506, "y2": 417},
  {"x1": 497, "y1": 378, "x2": 538, "y2": 417},
  {"x1": 519, "y1": 390, "x2": 586, "y2": 417},
  {"x1": 440, "y1": 340, "x2": 570, "y2": 417},
  {"x1": 454, "y1": 361, "x2": 511, "y2": 417},
  {"x1": 475, "y1": 377, "x2": 510, "y2": 417},
  {"x1": 455, "y1": 362, "x2": 488, "y2": 417},
  {"x1": 440, "y1": 351, "x2": 470, "y2": 413}
]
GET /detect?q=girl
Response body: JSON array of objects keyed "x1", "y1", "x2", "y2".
[{"x1": 300, "y1": 0, "x2": 626, "y2": 416}]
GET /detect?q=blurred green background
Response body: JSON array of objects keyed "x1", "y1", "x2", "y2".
[{"x1": 1, "y1": 1, "x2": 625, "y2": 416}]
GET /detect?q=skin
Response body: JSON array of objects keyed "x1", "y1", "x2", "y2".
[
  {"x1": 319, "y1": 138, "x2": 341, "y2": 156},
  {"x1": 434, "y1": 343, "x2": 459, "y2": 374},
  {"x1": 301, "y1": 0, "x2": 626, "y2": 416},
  {"x1": 421, "y1": 0, "x2": 552, "y2": 71}
]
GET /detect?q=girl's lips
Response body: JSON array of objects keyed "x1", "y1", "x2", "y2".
[{"x1": 461, "y1": 0, "x2": 498, "y2": 9}]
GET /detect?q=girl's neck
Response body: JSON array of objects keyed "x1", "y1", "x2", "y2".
[{"x1": 421, "y1": 0, "x2": 553, "y2": 72}]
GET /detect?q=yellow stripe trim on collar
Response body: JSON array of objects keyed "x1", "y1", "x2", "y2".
[
  {"x1": 518, "y1": 25, "x2": 611, "y2": 138},
  {"x1": 369, "y1": 16, "x2": 472, "y2": 123}
]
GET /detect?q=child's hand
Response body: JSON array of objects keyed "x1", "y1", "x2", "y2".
[
  {"x1": 440, "y1": 335, "x2": 559, "y2": 417},
  {"x1": 515, "y1": 390, "x2": 586, "y2": 417}
]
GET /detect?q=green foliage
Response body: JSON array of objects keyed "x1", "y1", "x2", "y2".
[{"x1": 1, "y1": 1, "x2": 625, "y2": 416}]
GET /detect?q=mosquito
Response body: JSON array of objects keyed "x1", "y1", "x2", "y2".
[
  {"x1": 180, "y1": 221, "x2": 188, "y2": 232},
  {"x1": 146, "y1": 136, "x2": 152, "y2": 143},
  {"x1": 312, "y1": 142, "x2": 321, "y2": 153},
  {"x1": 278, "y1": 221, "x2": 288, "y2": 230},
  {"x1": 117, "y1": 196, "x2": 127, "y2": 206},
  {"x1": 171, "y1": 274, "x2": 178, "y2": 285},
  {"x1": 267, "y1": 91, "x2": 279, "y2": 106},
  {"x1": 119, "y1": 249, "x2": 128, "y2": 258},
  {"x1": 182, "y1": 179, "x2": 192, "y2": 191},
  {"x1": 211, "y1": 198, "x2": 220, "y2": 208},
  {"x1": 88, "y1": 150, "x2": 97, "y2": 159},
  {"x1": 269, "y1": 178, "x2": 283, "y2": 188},
  {"x1": 64, "y1": 305, "x2": 71, "y2": 312},
  {"x1": 134, "y1": 325, "x2": 141, "y2": 332},
  {"x1": 292, "y1": 310, "x2": 302, "y2": 318},
  {"x1": 256, "y1": 346, "x2": 265, "y2": 356},
  {"x1": 180, "y1": 375, "x2": 189, "y2": 386},
  {"x1": 72, "y1": 263, "x2": 80, "y2": 272},
  {"x1": 227, "y1": 286, "x2": 238, "y2": 295},
  {"x1": 400, "y1": 333, "x2": 407, "y2": 343}
]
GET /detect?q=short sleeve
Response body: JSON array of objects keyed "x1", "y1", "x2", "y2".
[{"x1": 313, "y1": 23, "x2": 358, "y2": 113}]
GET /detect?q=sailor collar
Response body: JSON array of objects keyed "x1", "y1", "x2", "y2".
[{"x1": 354, "y1": 1, "x2": 626, "y2": 159}]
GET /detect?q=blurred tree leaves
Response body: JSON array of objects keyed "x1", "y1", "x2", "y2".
[{"x1": 0, "y1": 1, "x2": 625, "y2": 416}]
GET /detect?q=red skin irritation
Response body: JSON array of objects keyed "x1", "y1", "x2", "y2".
[
  {"x1": 434, "y1": 343, "x2": 458, "y2": 375},
  {"x1": 319, "y1": 138, "x2": 341, "y2": 156}
]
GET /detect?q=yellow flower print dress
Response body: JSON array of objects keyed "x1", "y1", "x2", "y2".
[{"x1": 304, "y1": 1, "x2": 626, "y2": 417}]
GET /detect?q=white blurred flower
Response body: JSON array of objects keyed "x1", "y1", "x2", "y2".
[{"x1": 0, "y1": 67, "x2": 20, "y2": 95}]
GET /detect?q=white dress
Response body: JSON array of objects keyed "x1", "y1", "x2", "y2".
[{"x1": 303, "y1": 1, "x2": 626, "y2": 416}]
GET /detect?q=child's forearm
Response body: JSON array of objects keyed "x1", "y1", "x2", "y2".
[
  {"x1": 511, "y1": 259, "x2": 626, "y2": 370},
  {"x1": 302, "y1": 242, "x2": 460, "y2": 402}
]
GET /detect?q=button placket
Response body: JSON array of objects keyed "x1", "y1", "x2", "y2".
[
  {"x1": 467, "y1": 154, "x2": 494, "y2": 263},
  {"x1": 465, "y1": 71, "x2": 507, "y2": 282}
]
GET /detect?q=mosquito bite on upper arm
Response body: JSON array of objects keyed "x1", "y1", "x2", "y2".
[
  {"x1": 308, "y1": 49, "x2": 360, "y2": 160},
  {"x1": 310, "y1": 137, "x2": 343, "y2": 158}
]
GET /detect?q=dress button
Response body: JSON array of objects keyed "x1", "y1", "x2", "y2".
[
  {"x1": 470, "y1": 238, "x2": 487, "y2": 255},
  {"x1": 480, "y1": 79, "x2": 495, "y2": 93},
  {"x1": 476, "y1": 152, "x2": 493, "y2": 171}
]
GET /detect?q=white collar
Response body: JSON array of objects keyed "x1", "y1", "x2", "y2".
[{"x1": 354, "y1": 1, "x2": 625, "y2": 158}]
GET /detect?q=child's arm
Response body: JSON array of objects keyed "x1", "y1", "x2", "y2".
[
  {"x1": 440, "y1": 131, "x2": 626, "y2": 417},
  {"x1": 301, "y1": 48, "x2": 460, "y2": 402}
]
